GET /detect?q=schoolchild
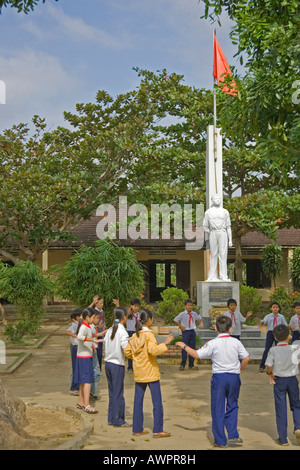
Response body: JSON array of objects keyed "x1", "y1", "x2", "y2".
[
  {"x1": 259, "y1": 302, "x2": 288, "y2": 372},
  {"x1": 223, "y1": 298, "x2": 252, "y2": 340},
  {"x1": 103, "y1": 306, "x2": 130, "y2": 427},
  {"x1": 265, "y1": 324, "x2": 300, "y2": 446},
  {"x1": 176, "y1": 315, "x2": 250, "y2": 448},
  {"x1": 124, "y1": 309, "x2": 174, "y2": 438},
  {"x1": 66, "y1": 309, "x2": 82, "y2": 395},
  {"x1": 90, "y1": 310, "x2": 104, "y2": 400},
  {"x1": 289, "y1": 302, "x2": 300, "y2": 344},
  {"x1": 114, "y1": 297, "x2": 141, "y2": 372},
  {"x1": 74, "y1": 308, "x2": 104, "y2": 414},
  {"x1": 174, "y1": 299, "x2": 203, "y2": 370},
  {"x1": 89, "y1": 295, "x2": 106, "y2": 371}
]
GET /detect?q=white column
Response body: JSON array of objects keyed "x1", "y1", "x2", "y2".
[{"x1": 206, "y1": 125, "x2": 223, "y2": 209}]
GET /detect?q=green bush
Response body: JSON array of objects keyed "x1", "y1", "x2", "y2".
[
  {"x1": 52, "y1": 239, "x2": 145, "y2": 325},
  {"x1": 269, "y1": 285, "x2": 300, "y2": 320},
  {"x1": 261, "y1": 244, "x2": 283, "y2": 287},
  {"x1": 0, "y1": 261, "x2": 54, "y2": 342},
  {"x1": 156, "y1": 287, "x2": 189, "y2": 324},
  {"x1": 240, "y1": 285, "x2": 262, "y2": 324}
]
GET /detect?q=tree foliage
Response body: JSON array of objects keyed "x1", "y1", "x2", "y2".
[
  {"x1": 51, "y1": 239, "x2": 145, "y2": 324},
  {"x1": 0, "y1": 0, "x2": 58, "y2": 14},
  {"x1": 0, "y1": 260, "x2": 54, "y2": 341}
]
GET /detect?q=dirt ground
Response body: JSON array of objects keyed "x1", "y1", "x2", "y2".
[{"x1": 1, "y1": 320, "x2": 300, "y2": 452}]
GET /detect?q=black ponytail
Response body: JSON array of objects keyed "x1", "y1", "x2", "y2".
[
  {"x1": 76, "y1": 307, "x2": 95, "y2": 335},
  {"x1": 136, "y1": 308, "x2": 153, "y2": 337},
  {"x1": 111, "y1": 306, "x2": 128, "y2": 340}
]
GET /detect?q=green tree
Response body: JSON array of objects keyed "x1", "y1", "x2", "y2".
[
  {"x1": 0, "y1": 0, "x2": 58, "y2": 14},
  {"x1": 261, "y1": 244, "x2": 284, "y2": 288},
  {"x1": 51, "y1": 239, "x2": 145, "y2": 324},
  {"x1": 0, "y1": 260, "x2": 54, "y2": 341},
  {"x1": 0, "y1": 70, "x2": 212, "y2": 264},
  {"x1": 291, "y1": 247, "x2": 300, "y2": 291}
]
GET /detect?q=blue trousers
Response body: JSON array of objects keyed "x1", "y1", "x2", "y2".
[
  {"x1": 211, "y1": 373, "x2": 241, "y2": 446},
  {"x1": 91, "y1": 351, "x2": 101, "y2": 395},
  {"x1": 127, "y1": 331, "x2": 134, "y2": 370},
  {"x1": 292, "y1": 331, "x2": 300, "y2": 343},
  {"x1": 105, "y1": 361, "x2": 126, "y2": 426},
  {"x1": 133, "y1": 381, "x2": 164, "y2": 434},
  {"x1": 274, "y1": 376, "x2": 300, "y2": 444},
  {"x1": 70, "y1": 345, "x2": 79, "y2": 391},
  {"x1": 260, "y1": 330, "x2": 277, "y2": 369},
  {"x1": 181, "y1": 329, "x2": 196, "y2": 367},
  {"x1": 96, "y1": 342, "x2": 103, "y2": 371}
]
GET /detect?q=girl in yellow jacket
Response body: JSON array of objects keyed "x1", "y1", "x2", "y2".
[{"x1": 124, "y1": 309, "x2": 173, "y2": 438}]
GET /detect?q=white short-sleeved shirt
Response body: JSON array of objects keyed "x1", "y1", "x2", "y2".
[
  {"x1": 265, "y1": 342, "x2": 300, "y2": 377},
  {"x1": 104, "y1": 324, "x2": 129, "y2": 367},
  {"x1": 223, "y1": 310, "x2": 246, "y2": 336},
  {"x1": 289, "y1": 314, "x2": 300, "y2": 332},
  {"x1": 126, "y1": 312, "x2": 140, "y2": 332},
  {"x1": 262, "y1": 313, "x2": 287, "y2": 331},
  {"x1": 196, "y1": 333, "x2": 249, "y2": 374},
  {"x1": 174, "y1": 310, "x2": 202, "y2": 331},
  {"x1": 67, "y1": 321, "x2": 78, "y2": 346}
]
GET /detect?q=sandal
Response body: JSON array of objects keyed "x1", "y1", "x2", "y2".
[
  {"x1": 76, "y1": 403, "x2": 84, "y2": 409},
  {"x1": 83, "y1": 405, "x2": 98, "y2": 414},
  {"x1": 133, "y1": 430, "x2": 149, "y2": 436},
  {"x1": 153, "y1": 431, "x2": 171, "y2": 438}
]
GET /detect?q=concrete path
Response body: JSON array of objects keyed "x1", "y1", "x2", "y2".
[{"x1": 1, "y1": 322, "x2": 300, "y2": 451}]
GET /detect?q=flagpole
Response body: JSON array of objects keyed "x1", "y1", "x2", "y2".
[{"x1": 213, "y1": 29, "x2": 218, "y2": 196}]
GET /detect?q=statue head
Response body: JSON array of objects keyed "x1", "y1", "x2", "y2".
[{"x1": 211, "y1": 194, "x2": 221, "y2": 207}]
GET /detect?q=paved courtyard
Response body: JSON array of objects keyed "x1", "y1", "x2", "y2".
[{"x1": 1, "y1": 321, "x2": 300, "y2": 451}]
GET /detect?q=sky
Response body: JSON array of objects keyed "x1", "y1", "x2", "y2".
[{"x1": 0, "y1": 0, "x2": 240, "y2": 133}]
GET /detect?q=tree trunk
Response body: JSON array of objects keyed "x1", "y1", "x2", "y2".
[
  {"x1": 0, "y1": 380, "x2": 38, "y2": 449},
  {"x1": 234, "y1": 233, "x2": 245, "y2": 284}
]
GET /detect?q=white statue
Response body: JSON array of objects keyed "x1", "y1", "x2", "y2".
[{"x1": 203, "y1": 194, "x2": 232, "y2": 282}]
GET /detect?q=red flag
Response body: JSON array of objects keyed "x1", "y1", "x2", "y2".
[{"x1": 213, "y1": 33, "x2": 237, "y2": 96}]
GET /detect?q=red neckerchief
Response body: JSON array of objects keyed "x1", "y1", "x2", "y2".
[
  {"x1": 82, "y1": 321, "x2": 91, "y2": 328},
  {"x1": 230, "y1": 311, "x2": 237, "y2": 326},
  {"x1": 133, "y1": 313, "x2": 139, "y2": 323},
  {"x1": 273, "y1": 315, "x2": 278, "y2": 328},
  {"x1": 186, "y1": 310, "x2": 193, "y2": 328}
]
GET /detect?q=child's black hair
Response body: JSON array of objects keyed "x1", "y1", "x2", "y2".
[
  {"x1": 215, "y1": 315, "x2": 232, "y2": 333},
  {"x1": 293, "y1": 302, "x2": 300, "y2": 308},
  {"x1": 273, "y1": 324, "x2": 290, "y2": 342},
  {"x1": 76, "y1": 307, "x2": 95, "y2": 335},
  {"x1": 130, "y1": 298, "x2": 141, "y2": 305},
  {"x1": 227, "y1": 298, "x2": 237, "y2": 307},
  {"x1": 136, "y1": 309, "x2": 153, "y2": 337},
  {"x1": 270, "y1": 301, "x2": 281, "y2": 311},
  {"x1": 71, "y1": 308, "x2": 83, "y2": 320},
  {"x1": 111, "y1": 307, "x2": 128, "y2": 340},
  {"x1": 184, "y1": 299, "x2": 193, "y2": 305}
]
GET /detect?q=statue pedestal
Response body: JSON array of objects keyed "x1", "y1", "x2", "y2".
[{"x1": 196, "y1": 281, "x2": 240, "y2": 328}]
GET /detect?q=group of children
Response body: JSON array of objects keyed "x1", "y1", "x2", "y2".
[{"x1": 66, "y1": 295, "x2": 300, "y2": 448}]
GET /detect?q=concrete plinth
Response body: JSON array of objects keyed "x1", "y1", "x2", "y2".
[{"x1": 197, "y1": 281, "x2": 240, "y2": 327}]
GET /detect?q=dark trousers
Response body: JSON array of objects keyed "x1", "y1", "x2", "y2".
[
  {"x1": 274, "y1": 376, "x2": 300, "y2": 444},
  {"x1": 260, "y1": 330, "x2": 277, "y2": 369},
  {"x1": 70, "y1": 345, "x2": 79, "y2": 391},
  {"x1": 105, "y1": 361, "x2": 126, "y2": 426},
  {"x1": 96, "y1": 342, "x2": 103, "y2": 371},
  {"x1": 133, "y1": 381, "x2": 164, "y2": 434},
  {"x1": 127, "y1": 331, "x2": 134, "y2": 370},
  {"x1": 211, "y1": 373, "x2": 241, "y2": 446},
  {"x1": 181, "y1": 329, "x2": 196, "y2": 368},
  {"x1": 292, "y1": 331, "x2": 300, "y2": 343}
]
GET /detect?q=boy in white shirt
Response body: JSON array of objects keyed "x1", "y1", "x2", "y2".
[
  {"x1": 265, "y1": 324, "x2": 300, "y2": 446},
  {"x1": 176, "y1": 315, "x2": 249, "y2": 447}
]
